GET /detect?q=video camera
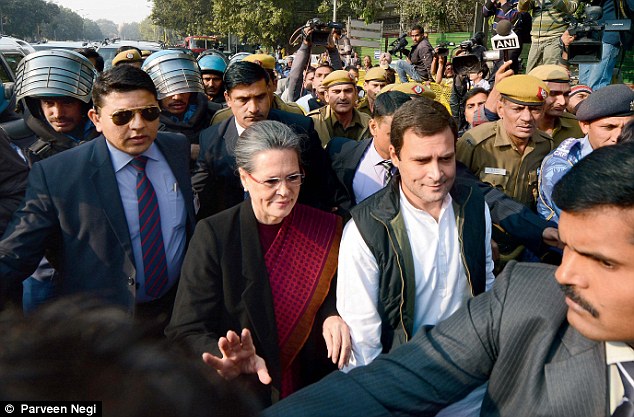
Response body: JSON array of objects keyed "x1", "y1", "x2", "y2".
[
  {"x1": 567, "y1": 5, "x2": 631, "y2": 63},
  {"x1": 388, "y1": 33, "x2": 409, "y2": 56},
  {"x1": 436, "y1": 41, "x2": 454, "y2": 57},
  {"x1": 450, "y1": 38, "x2": 483, "y2": 75},
  {"x1": 304, "y1": 18, "x2": 345, "y2": 47}
]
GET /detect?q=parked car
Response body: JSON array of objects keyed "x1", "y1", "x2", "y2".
[
  {"x1": 97, "y1": 40, "x2": 164, "y2": 70},
  {"x1": 0, "y1": 36, "x2": 34, "y2": 74}
]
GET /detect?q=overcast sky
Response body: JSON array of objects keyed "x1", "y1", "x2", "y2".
[{"x1": 51, "y1": 0, "x2": 152, "y2": 25}]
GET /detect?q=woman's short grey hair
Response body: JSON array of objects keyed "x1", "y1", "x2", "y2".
[{"x1": 235, "y1": 120, "x2": 304, "y2": 173}]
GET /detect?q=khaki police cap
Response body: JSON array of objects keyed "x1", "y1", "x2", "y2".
[
  {"x1": 242, "y1": 54, "x2": 276, "y2": 70},
  {"x1": 112, "y1": 49, "x2": 143, "y2": 66},
  {"x1": 528, "y1": 64, "x2": 570, "y2": 83},
  {"x1": 322, "y1": 70, "x2": 357, "y2": 89},
  {"x1": 496, "y1": 75, "x2": 549, "y2": 106},
  {"x1": 379, "y1": 82, "x2": 436, "y2": 100},
  {"x1": 364, "y1": 66, "x2": 387, "y2": 82}
]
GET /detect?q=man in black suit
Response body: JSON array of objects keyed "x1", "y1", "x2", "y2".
[
  {"x1": 0, "y1": 66, "x2": 196, "y2": 332},
  {"x1": 193, "y1": 61, "x2": 334, "y2": 219},
  {"x1": 263, "y1": 142, "x2": 634, "y2": 417}
]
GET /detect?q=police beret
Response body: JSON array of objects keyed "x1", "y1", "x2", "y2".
[
  {"x1": 528, "y1": 64, "x2": 570, "y2": 83},
  {"x1": 569, "y1": 84, "x2": 592, "y2": 97},
  {"x1": 112, "y1": 49, "x2": 143, "y2": 66},
  {"x1": 364, "y1": 66, "x2": 387, "y2": 82},
  {"x1": 496, "y1": 75, "x2": 549, "y2": 106},
  {"x1": 242, "y1": 54, "x2": 276, "y2": 70},
  {"x1": 576, "y1": 84, "x2": 634, "y2": 122},
  {"x1": 322, "y1": 70, "x2": 357, "y2": 88},
  {"x1": 379, "y1": 82, "x2": 436, "y2": 100}
]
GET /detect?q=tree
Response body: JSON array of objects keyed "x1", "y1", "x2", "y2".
[
  {"x1": 150, "y1": 0, "x2": 213, "y2": 36},
  {"x1": 96, "y1": 19, "x2": 119, "y2": 40},
  {"x1": 119, "y1": 22, "x2": 141, "y2": 40},
  {"x1": 1, "y1": 0, "x2": 60, "y2": 40}
]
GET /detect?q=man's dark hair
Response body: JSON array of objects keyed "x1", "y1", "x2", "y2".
[
  {"x1": 74, "y1": 48, "x2": 104, "y2": 72},
  {"x1": 224, "y1": 61, "x2": 270, "y2": 93},
  {"x1": 304, "y1": 66, "x2": 316, "y2": 75},
  {"x1": 411, "y1": 24, "x2": 424, "y2": 34},
  {"x1": 0, "y1": 297, "x2": 258, "y2": 417},
  {"x1": 373, "y1": 91, "x2": 411, "y2": 119},
  {"x1": 553, "y1": 142, "x2": 634, "y2": 213},
  {"x1": 92, "y1": 65, "x2": 158, "y2": 109},
  {"x1": 316, "y1": 63, "x2": 334, "y2": 72},
  {"x1": 465, "y1": 87, "x2": 489, "y2": 103},
  {"x1": 390, "y1": 97, "x2": 458, "y2": 157},
  {"x1": 344, "y1": 65, "x2": 358, "y2": 72},
  {"x1": 618, "y1": 119, "x2": 634, "y2": 144},
  {"x1": 115, "y1": 45, "x2": 142, "y2": 55}
]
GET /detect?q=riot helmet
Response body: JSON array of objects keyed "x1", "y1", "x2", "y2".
[{"x1": 142, "y1": 50, "x2": 205, "y2": 100}]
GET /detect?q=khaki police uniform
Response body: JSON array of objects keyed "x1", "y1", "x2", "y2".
[
  {"x1": 528, "y1": 65, "x2": 584, "y2": 146},
  {"x1": 309, "y1": 70, "x2": 371, "y2": 147},
  {"x1": 551, "y1": 111, "x2": 583, "y2": 146},
  {"x1": 357, "y1": 67, "x2": 388, "y2": 116},
  {"x1": 457, "y1": 74, "x2": 553, "y2": 209},
  {"x1": 457, "y1": 120, "x2": 553, "y2": 208},
  {"x1": 308, "y1": 105, "x2": 370, "y2": 147}
]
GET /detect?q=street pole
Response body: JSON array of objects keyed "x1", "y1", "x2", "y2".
[{"x1": 333, "y1": 0, "x2": 337, "y2": 23}]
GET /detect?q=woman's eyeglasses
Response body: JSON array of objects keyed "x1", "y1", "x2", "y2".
[
  {"x1": 246, "y1": 172, "x2": 305, "y2": 189},
  {"x1": 106, "y1": 105, "x2": 161, "y2": 126}
]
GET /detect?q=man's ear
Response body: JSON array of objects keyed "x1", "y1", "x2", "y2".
[{"x1": 88, "y1": 108, "x2": 103, "y2": 132}]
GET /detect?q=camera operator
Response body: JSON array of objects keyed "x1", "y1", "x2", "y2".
[
  {"x1": 576, "y1": 0, "x2": 634, "y2": 90},
  {"x1": 282, "y1": 25, "x2": 344, "y2": 104},
  {"x1": 394, "y1": 25, "x2": 434, "y2": 83},
  {"x1": 519, "y1": 0, "x2": 580, "y2": 72}
]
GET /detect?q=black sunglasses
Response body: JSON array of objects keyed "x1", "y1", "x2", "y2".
[{"x1": 107, "y1": 106, "x2": 161, "y2": 126}]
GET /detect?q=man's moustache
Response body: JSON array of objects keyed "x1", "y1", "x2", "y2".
[{"x1": 559, "y1": 284, "x2": 599, "y2": 318}]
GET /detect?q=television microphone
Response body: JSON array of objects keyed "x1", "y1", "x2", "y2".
[{"x1": 491, "y1": 20, "x2": 519, "y2": 61}]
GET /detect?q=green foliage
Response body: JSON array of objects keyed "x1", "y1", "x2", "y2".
[
  {"x1": 150, "y1": 0, "x2": 214, "y2": 36},
  {"x1": 96, "y1": 19, "x2": 119, "y2": 40},
  {"x1": 1, "y1": 0, "x2": 60, "y2": 39}
]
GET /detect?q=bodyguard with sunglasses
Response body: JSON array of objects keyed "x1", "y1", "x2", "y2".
[{"x1": 0, "y1": 65, "x2": 196, "y2": 334}]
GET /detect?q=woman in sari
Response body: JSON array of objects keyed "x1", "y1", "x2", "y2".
[{"x1": 166, "y1": 120, "x2": 350, "y2": 407}]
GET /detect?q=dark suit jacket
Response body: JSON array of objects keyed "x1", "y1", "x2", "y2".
[
  {"x1": 327, "y1": 136, "x2": 372, "y2": 213},
  {"x1": 166, "y1": 200, "x2": 338, "y2": 408},
  {"x1": 0, "y1": 133, "x2": 196, "y2": 312},
  {"x1": 263, "y1": 261, "x2": 610, "y2": 417},
  {"x1": 193, "y1": 109, "x2": 335, "y2": 220}
]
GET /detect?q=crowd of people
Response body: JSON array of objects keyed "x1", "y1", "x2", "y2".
[{"x1": 0, "y1": 5, "x2": 633, "y2": 415}]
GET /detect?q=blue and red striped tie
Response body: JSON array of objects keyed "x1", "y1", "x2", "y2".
[{"x1": 130, "y1": 156, "x2": 168, "y2": 298}]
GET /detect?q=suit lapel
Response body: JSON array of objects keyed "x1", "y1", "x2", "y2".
[
  {"x1": 238, "y1": 202, "x2": 282, "y2": 385},
  {"x1": 223, "y1": 117, "x2": 239, "y2": 156},
  {"x1": 545, "y1": 325, "x2": 607, "y2": 416},
  {"x1": 346, "y1": 139, "x2": 372, "y2": 204},
  {"x1": 88, "y1": 136, "x2": 135, "y2": 268}
]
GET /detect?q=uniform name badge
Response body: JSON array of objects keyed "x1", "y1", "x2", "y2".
[{"x1": 484, "y1": 167, "x2": 507, "y2": 176}]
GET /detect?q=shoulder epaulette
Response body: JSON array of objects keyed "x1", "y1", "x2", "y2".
[{"x1": 460, "y1": 121, "x2": 497, "y2": 147}]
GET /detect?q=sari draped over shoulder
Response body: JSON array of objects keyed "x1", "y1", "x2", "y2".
[{"x1": 264, "y1": 203, "x2": 342, "y2": 397}]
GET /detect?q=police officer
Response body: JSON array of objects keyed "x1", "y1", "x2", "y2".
[
  {"x1": 1, "y1": 50, "x2": 99, "y2": 166},
  {"x1": 457, "y1": 74, "x2": 553, "y2": 209},
  {"x1": 308, "y1": 70, "x2": 370, "y2": 147},
  {"x1": 197, "y1": 53, "x2": 227, "y2": 103},
  {"x1": 143, "y1": 50, "x2": 221, "y2": 162},
  {"x1": 356, "y1": 66, "x2": 388, "y2": 116},
  {"x1": 0, "y1": 50, "x2": 99, "y2": 310},
  {"x1": 538, "y1": 83, "x2": 634, "y2": 223},
  {"x1": 528, "y1": 64, "x2": 583, "y2": 146}
]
